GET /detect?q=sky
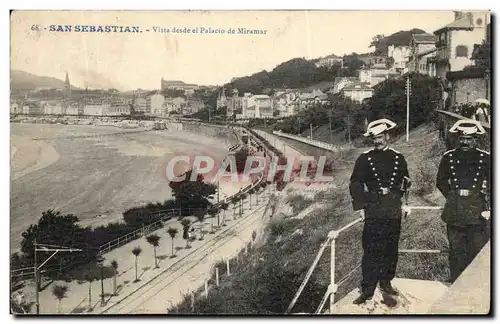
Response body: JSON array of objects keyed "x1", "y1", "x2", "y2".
[{"x1": 11, "y1": 10, "x2": 457, "y2": 91}]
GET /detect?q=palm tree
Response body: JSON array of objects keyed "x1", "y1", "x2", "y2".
[
  {"x1": 230, "y1": 196, "x2": 239, "y2": 220},
  {"x1": 180, "y1": 219, "x2": 192, "y2": 248},
  {"x1": 167, "y1": 227, "x2": 178, "y2": 257},
  {"x1": 220, "y1": 202, "x2": 229, "y2": 226},
  {"x1": 132, "y1": 246, "x2": 142, "y2": 282},
  {"x1": 84, "y1": 271, "x2": 95, "y2": 310},
  {"x1": 195, "y1": 209, "x2": 206, "y2": 240},
  {"x1": 52, "y1": 284, "x2": 68, "y2": 314},
  {"x1": 248, "y1": 188, "x2": 255, "y2": 209},
  {"x1": 110, "y1": 260, "x2": 118, "y2": 296},
  {"x1": 146, "y1": 234, "x2": 161, "y2": 268},
  {"x1": 208, "y1": 207, "x2": 219, "y2": 233},
  {"x1": 239, "y1": 193, "x2": 248, "y2": 217}
]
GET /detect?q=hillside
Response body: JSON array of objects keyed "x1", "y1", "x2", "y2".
[
  {"x1": 373, "y1": 28, "x2": 427, "y2": 55},
  {"x1": 10, "y1": 70, "x2": 76, "y2": 91},
  {"x1": 169, "y1": 123, "x2": 451, "y2": 314}
]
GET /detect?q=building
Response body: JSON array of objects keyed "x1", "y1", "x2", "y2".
[
  {"x1": 134, "y1": 97, "x2": 148, "y2": 113},
  {"x1": 42, "y1": 101, "x2": 64, "y2": 115},
  {"x1": 332, "y1": 77, "x2": 358, "y2": 94},
  {"x1": 10, "y1": 102, "x2": 20, "y2": 114},
  {"x1": 315, "y1": 54, "x2": 343, "y2": 68},
  {"x1": 388, "y1": 44, "x2": 411, "y2": 73},
  {"x1": 431, "y1": 11, "x2": 490, "y2": 79},
  {"x1": 341, "y1": 82, "x2": 373, "y2": 103},
  {"x1": 84, "y1": 103, "x2": 110, "y2": 116},
  {"x1": 407, "y1": 33, "x2": 437, "y2": 76},
  {"x1": 147, "y1": 94, "x2": 165, "y2": 115},
  {"x1": 358, "y1": 54, "x2": 388, "y2": 68},
  {"x1": 107, "y1": 102, "x2": 130, "y2": 116},
  {"x1": 160, "y1": 78, "x2": 199, "y2": 91}
]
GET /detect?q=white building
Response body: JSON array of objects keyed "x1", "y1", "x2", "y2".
[
  {"x1": 432, "y1": 11, "x2": 490, "y2": 80},
  {"x1": 84, "y1": 103, "x2": 110, "y2": 116},
  {"x1": 134, "y1": 98, "x2": 148, "y2": 113},
  {"x1": 342, "y1": 82, "x2": 374, "y2": 103},
  {"x1": 388, "y1": 44, "x2": 411, "y2": 73},
  {"x1": 147, "y1": 94, "x2": 165, "y2": 116}
]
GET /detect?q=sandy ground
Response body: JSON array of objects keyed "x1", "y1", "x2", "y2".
[
  {"x1": 10, "y1": 124, "x2": 238, "y2": 251},
  {"x1": 15, "y1": 187, "x2": 271, "y2": 314}
]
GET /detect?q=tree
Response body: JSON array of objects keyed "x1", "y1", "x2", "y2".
[
  {"x1": 20, "y1": 209, "x2": 96, "y2": 270},
  {"x1": 52, "y1": 284, "x2": 68, "y2": 314},
  {"x1": 220, "y1": 202, "x2": 229, "y2": 226},
  {"x1": 364, "y1": 73, "x2": 440, "y2": 136},
  {"x1": 167, "y1": 227, "x2": 178, "y2": 258},
  {"x1": 195, "y1": 209, "x2": 206, "y2": 240},
  {"x1": 239, "y1": 193, "x2": 248, "y2": 217},
  {"x1": 248, "y1": 188, "x2": 255, "y2": 209},
  {"x1": 146, "y1": 234, "x2": 161, "y2": 268},
  {"x1": 473, "y1": 39, "x2": 491, "y2": 72},
  {"x1": 110, "y1": 260, "x2": 118, "y2": 296},
  {"x1": 132, "y1": 246, "x2": 142, "y2": 282},
  {"x1": 231, "y1": 196, "x2": 239, "y2": 220},
  {"x1": 84, "y1": 271, "x2": 95, "y2": 310},
  {"x1": 180, "y1": 219, "x2": 192, "y2": 248},
  {"x1": 369, "y1": 34, "x2": 386, "y2": 54},
  {"x1": 169, "y1": 170, "x2": 217, "y2": 211},
  {"x1": 208, "y1": 207, "x2": 219, "y2": 233}
]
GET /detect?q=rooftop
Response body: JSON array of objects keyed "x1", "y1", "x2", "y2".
[
  {"x1": 343, "y1": 82, "x2": 372, "y2": 91},
  {"x1": 412, "y1": 33, "x2": 437, "y2": 44},
  {"x1": 434, "y1": 15, "x2": 474, "y2": 34}
]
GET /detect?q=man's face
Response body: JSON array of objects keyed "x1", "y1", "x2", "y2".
[
  {"x1": 459, "y1": 134, "x2": 476, "y2": 150},
  {"x1": 372, "y1": 133, "x2": 389, "y2": 149}
]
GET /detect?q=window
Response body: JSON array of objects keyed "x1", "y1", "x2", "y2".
[{"x1": 456, "y1": 45, "x2": 468, "y2": 58}]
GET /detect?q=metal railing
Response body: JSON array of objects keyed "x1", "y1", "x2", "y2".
[
  {"x1": 272, "y1": 130, "x2": 352, "y2": 153},
  {"x1": 286, "y1": 205, "x2": 446, "y2": 314}
]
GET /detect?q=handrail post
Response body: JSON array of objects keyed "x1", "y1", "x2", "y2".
[{"x1": 329, "y1": 230, "x2": 339, "y2": 314}]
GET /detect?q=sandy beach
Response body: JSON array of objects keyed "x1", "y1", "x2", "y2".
[{"x1": 10, "y1": 123, "x2": 240, "y2": 252}]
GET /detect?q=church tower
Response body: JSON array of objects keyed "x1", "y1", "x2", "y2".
[{"x1": 64, "y1": 71, "x2": 71, "y2": 98}]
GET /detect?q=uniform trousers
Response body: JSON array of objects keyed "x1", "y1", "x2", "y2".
[
  {"x1": 447, "y1": 223, "x2": 489, "y2": 282},
  {"x1": 361, "y1": 218, "x2": 401, "y2": 296}
]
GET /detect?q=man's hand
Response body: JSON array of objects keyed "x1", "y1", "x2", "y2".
[
  {"x1": 481, "y1": 210, "x2": 490, "y2": 220},
  {"x1": 402, "y1": 205, "x2": 412, "y2": 218},
  {"x1": 357, "y1": 209, "x2": 365, "y2": 221}
]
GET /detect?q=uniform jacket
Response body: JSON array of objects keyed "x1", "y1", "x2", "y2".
[
  {"x1": 349, "y1": 147, "x2": 410, "y2": 220},
  {"x1": 436, "y1": 147, "x2": 491, "y2": 226}
]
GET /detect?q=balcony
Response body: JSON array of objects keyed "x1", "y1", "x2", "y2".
[{"x1": 435, "y1": 39, "x2": 447, "y2": 48}]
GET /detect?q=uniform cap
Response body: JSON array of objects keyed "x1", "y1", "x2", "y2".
[
  {"x1": 474, "y1": 98, "x2": 490, "y2": 106},
  {"x1": 449, "y1": 119, "x2": 486, "y2": 135},
  {"x1": 363, "y1": 118, "x2": 397, "y2": 137}
]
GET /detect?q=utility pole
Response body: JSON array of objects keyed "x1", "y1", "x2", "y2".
[
  {"x1": 34, "y1": 243, "x2": 82, "y2": 314},
  {"x1": 310, "y1": 123, "x2": 313, "y2": 139},
  {"x1": 347, "y1": 108, "x2": 351, "y2": 145},
  {"x1": 405, "y1": 75, "x2": 411, "y2": 142}
]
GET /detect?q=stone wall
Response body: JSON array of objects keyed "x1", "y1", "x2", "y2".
[{"x1": 450, "y1": 77, "x2": 487, "y2": 105}]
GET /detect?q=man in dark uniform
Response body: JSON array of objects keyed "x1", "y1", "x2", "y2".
[
  {"x1": 349, "y1": 119, "x2": 411, "y2": 304},
  {"x1": 436, "y1": 119, "x2": 490, "y2": 283}
]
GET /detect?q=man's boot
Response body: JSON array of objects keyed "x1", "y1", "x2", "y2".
[
  {"x1": 379, "y1": 281, "x2": 399, "y2": 296},
  {"x1": 352, "y1": 293, "x2": 373, "y2": 305}
]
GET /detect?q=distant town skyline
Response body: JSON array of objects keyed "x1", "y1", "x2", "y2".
[{"x1": 11, "y1": 10, "x2": 456, "y2": 91}]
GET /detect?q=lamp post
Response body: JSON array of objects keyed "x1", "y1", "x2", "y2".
[{"x1": 96, "y1": 255, "x2": 105, "y2": 306}]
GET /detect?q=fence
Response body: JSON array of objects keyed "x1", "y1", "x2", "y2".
[
  {"x1": 272, "y1": 130, "x2": 352, "y2": 153},
  {"x1": 286, "y1": 205, "x2": 447, "y2": 314},
  {"x1": 174, "y1": 228, "x2": 261, "y2": 314}
]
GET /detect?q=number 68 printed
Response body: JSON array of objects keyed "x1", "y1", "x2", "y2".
[{"x1": 30, "y1": 25, "x2": 40, "y2": 31}]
